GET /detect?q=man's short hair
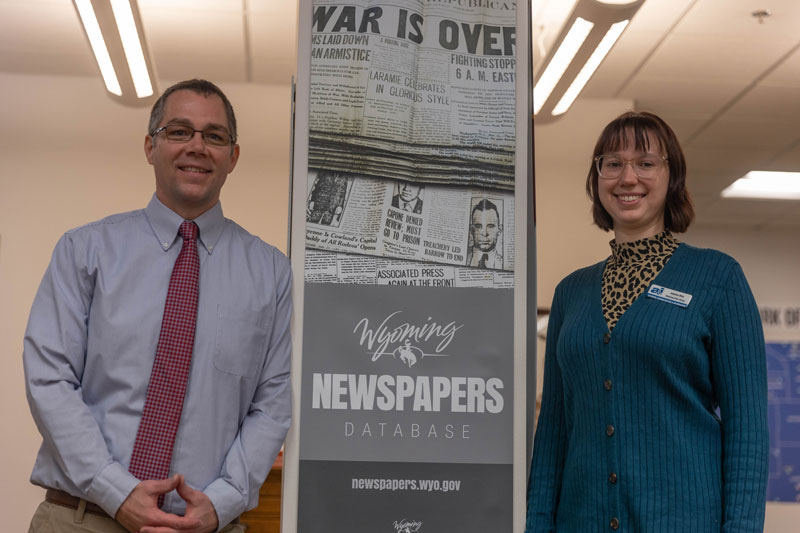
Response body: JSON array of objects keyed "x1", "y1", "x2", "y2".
[
  {"x1": 148, "y1": 79, "x2": 238, "y2": 142},
  {"x1": 471, "y1": 199, "x2": 500, "y2": 220}
]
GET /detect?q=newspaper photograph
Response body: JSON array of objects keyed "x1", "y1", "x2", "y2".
[
  {"x1": 310, "y1": 0, "x2": 517, "y2": 190},
  {"x1": 305, "y1": 170, "x2": 515, "y2": 271},
  {"x1": 305, "y1": 249, "x2": 515, "y2": 289}
]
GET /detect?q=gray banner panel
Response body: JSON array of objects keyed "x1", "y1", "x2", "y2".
[
  {"x1": 298, "y1": 460, "x2": 512, "y2": 532},
  {"x1": 300, "y1": 283, "x2": 513, "y2": 464}
]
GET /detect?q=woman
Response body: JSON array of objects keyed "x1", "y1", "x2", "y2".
[{"x1": 526, "y1": 111, "x2": 768, "y2": 532}]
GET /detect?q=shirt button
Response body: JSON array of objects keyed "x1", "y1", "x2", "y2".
[
  {"x1": 606, "y1": 425, "x2": 615, "y2": 437},
  {"x1": 603, "y1": 333, "x2": 611, "y2": 344},
  {"x1": 609, "y1": 472, "x2": 617, "y2": 484},
  {"x1": 610, "y1": 517, "x2": 620, "y2": 530},
  {"x1": 604, "y1": 379, "x2": 612, "y2": 391}
]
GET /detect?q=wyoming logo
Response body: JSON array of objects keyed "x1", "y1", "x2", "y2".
[
  {"x1": 392, "y1": 340, "x2": 423, "y2": 368},
  {"x1": 393, "y1": 519, "x2": 423, "y2": 532},
  {"x1": 353, "y1": 311, "x2": 462, "y2": 368}
]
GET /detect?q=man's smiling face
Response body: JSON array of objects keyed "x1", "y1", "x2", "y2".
[{"x1": 145, "y1": 89, "x2": 239, "y2": 219}]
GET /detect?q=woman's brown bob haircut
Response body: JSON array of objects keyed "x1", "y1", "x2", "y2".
[{"x1": 586, "y1": 111, "x2": 694, "y2": 233}]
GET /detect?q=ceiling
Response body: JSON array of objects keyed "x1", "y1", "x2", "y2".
[
  {"x1": 534, "y1": 0, "x2": 800, "y2": 228},
  {"x1": 0, "y1": 0, "x2": 298, "y2": 85},
  {"x1": 1, "y1": 0, "x2": 799, "y2": 228}
]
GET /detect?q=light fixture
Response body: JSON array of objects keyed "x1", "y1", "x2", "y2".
[
  {"x1": 533, "y1": 0, "x2": 644, "y2": 122},
  {"x1": 721, "y1": 171, "x2": 800, "y2": 200},
  {"x1": 72, "y1": 0, "x2": 158, "y2": 106}
]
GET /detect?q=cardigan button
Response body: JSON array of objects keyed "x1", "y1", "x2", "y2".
[
  {"x1": 609, "y1": 472, "x2": 617, "y2": 484},
  {"x1": 603, "y1": 333, "x2": 611, "y2": 344},
  {"x1": 610, "y1": 517, "x2": 620, "y2": 530},
  {"x1": 604, "y1": 379, "x2": 612, "y2": 391},
  {"x1": 606, "y1": 425, "x2": 615, "y2": 437}
]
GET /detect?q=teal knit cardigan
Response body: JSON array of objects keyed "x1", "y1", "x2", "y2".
[{"x1": 526, "y1": 243, "x2": 768, "y2": 532}]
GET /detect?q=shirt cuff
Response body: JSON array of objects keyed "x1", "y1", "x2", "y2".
[
  {"x1": 205, "y1": 478, "x2": 245, "y2": 529},
  {"x1": 86, "y1": 461, "x2": 141, "y2": 517}
]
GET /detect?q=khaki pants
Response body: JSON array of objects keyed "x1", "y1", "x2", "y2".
[{"x1": 29, "y1": 501, "x2": 247, "y2": 533}]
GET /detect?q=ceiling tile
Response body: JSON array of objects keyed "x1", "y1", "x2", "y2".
[
  {"x1": 582, "y1": 30, "x2": 660, "y2": 98},
  {"x1": 619, "y1": 78, "x2": 742, "y2": 115},
  {"x1": 0, "y1": 2, "x2": 95, "y2": 75},
  {"x1": 249, "y1": 0, "x2": 298, "y2": 16},
  {"x1": 635, "y1": 32, "x2": 795, "y2": 83},
  {"x1": 761, "y1": 46, "x2": 800, "y2": 87},
  {"x1": 767, "y1": 144, "x2": 800, "y2": 170},
  {"x1": 683, "y1": 145, "x2": 776, "y2": 190},
  {"x1": 686, "y1": 169, "x2": 741, "y2": 196},
  {"x1": 622, "y1": 0, "x2": 695, "y2": 33},
  {"x1": 676, "y1": 0, "x2": 800, "y2": 38},
  {"x1": 554, "y1": 0, "x2": 693, "y2": 97},
  {"x1": 721, "y1": 83, "x2": 800, "y2": 122},
  {"x1": 249, "y1": 13, "x2": 296, "y2": 85},
  {"x1": 141, "y1": 8, "x2": 246, "y2": 50},
  {"x1": 769, "y1": 205, "x2": 800, "y2": 227},
  {"x1": 654, "y1": 114, "x2": 709, "y2": 142},
  {"x1": 691, "y1": 117, "x2": 796, "y2": 149},
  {"x1": 140, "y1": 8, "x2": 247, "y2": 82},
  {"x1": 139, "y1": 0, "x2": 241, "y2": 12}
]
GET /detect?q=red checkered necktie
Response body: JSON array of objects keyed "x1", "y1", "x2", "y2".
[{"x1": 129, "y1": 221, "x2": 200, "y2": 494}]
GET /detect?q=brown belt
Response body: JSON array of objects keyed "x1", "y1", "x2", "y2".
[
  {"x1": 45, "y1": 487, "x2": 241, "y2": 525},
  {"x1": 45, "y1": 488, "x2": 110, "y2": 518}
]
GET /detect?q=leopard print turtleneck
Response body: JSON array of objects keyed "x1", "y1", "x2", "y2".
[{"x1": 601, "y1": 231, "x2": 679, "y2": 332}]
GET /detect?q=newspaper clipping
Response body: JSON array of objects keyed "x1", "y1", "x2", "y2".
[
  {"x1": 305, "y1": 249, "x2": 515, "y2": 288},
  {"x1": 305, "y1": 170, "x2": 515, "y2": 272},
  {"x1": 309, "y1": 0, "x2": 517, "y2": 190}
]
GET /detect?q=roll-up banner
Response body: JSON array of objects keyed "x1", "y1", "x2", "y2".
[{"x1": 284, "y1": 1, "x2": 533, "y2": 531}]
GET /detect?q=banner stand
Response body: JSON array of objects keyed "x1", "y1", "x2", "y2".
[{"x1": 283, "y1": 1, "x2": 532, "y2": 530}]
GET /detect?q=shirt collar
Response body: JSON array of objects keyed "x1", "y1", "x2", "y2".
[
  {"x1": 145, "y1": 193, "x2": 226, "y2": 254},
  {"x1": 608, "y1": 230, "x2": 678, "y2": 265}
]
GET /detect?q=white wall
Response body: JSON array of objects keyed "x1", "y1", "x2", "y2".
[
  {"x1": 684, "y1": 225, "x2": 800, "y2": 336},
  {"x1": 0, "y1": 72, "x2": 293, "y2": 531}
]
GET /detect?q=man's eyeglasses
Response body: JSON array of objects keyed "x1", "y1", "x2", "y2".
[
  {"x1": 151, "y1": 124, "x2": 235, "y2": 147},
  {"x1": 594, "y1": 153, "x2": 668, "y2": 179}
]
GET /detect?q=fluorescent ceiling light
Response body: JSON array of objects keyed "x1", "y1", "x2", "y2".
[
  {"x1": 74, "y1": 0, "x2": 122, "y2": 96},
  {"x1": 721, "y1": 171, "x2": 800, "y2": 200},
  {"x1": 533, "y1": 17, "x2": 594, "y2": 114},
  {"x1": 72, "y1": 0, "x2": 157, "y2": 106},
  {"x1": 532, "y1": 0, "x2": 643, "y2": 121},
  {"x1": 552, "y1": 19, "x2": 629, "y2": 115},
  {"x1": 110, "y1": 0, "x2": 153, "y2": 98}
]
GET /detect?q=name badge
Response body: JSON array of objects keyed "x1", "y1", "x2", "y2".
[{"x1": 647, "y1": 284, "x2": 692, "y2": 308}]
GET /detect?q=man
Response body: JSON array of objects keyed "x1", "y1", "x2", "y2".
[
  {"x1": 391, "y1": 180, "x2": 424, "y2": 213},
  {"x1": 466, "y1": 199, "x2": 503, "y2": 269},
  {"x1": 23, "y1": 80, "x2": 292, "y2": 533}
]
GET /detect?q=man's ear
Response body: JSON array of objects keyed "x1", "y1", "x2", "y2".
[
  {"x1": 227, "y1": 144, "x2": 241, "y2": 172},
  {"x1": 144, "y1": 134, "x2": 155, "y2": 165}
]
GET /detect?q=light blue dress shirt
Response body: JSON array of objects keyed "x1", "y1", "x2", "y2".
[{"x1": 24, "y1": 194, "x2": 292, "y2": 528}]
